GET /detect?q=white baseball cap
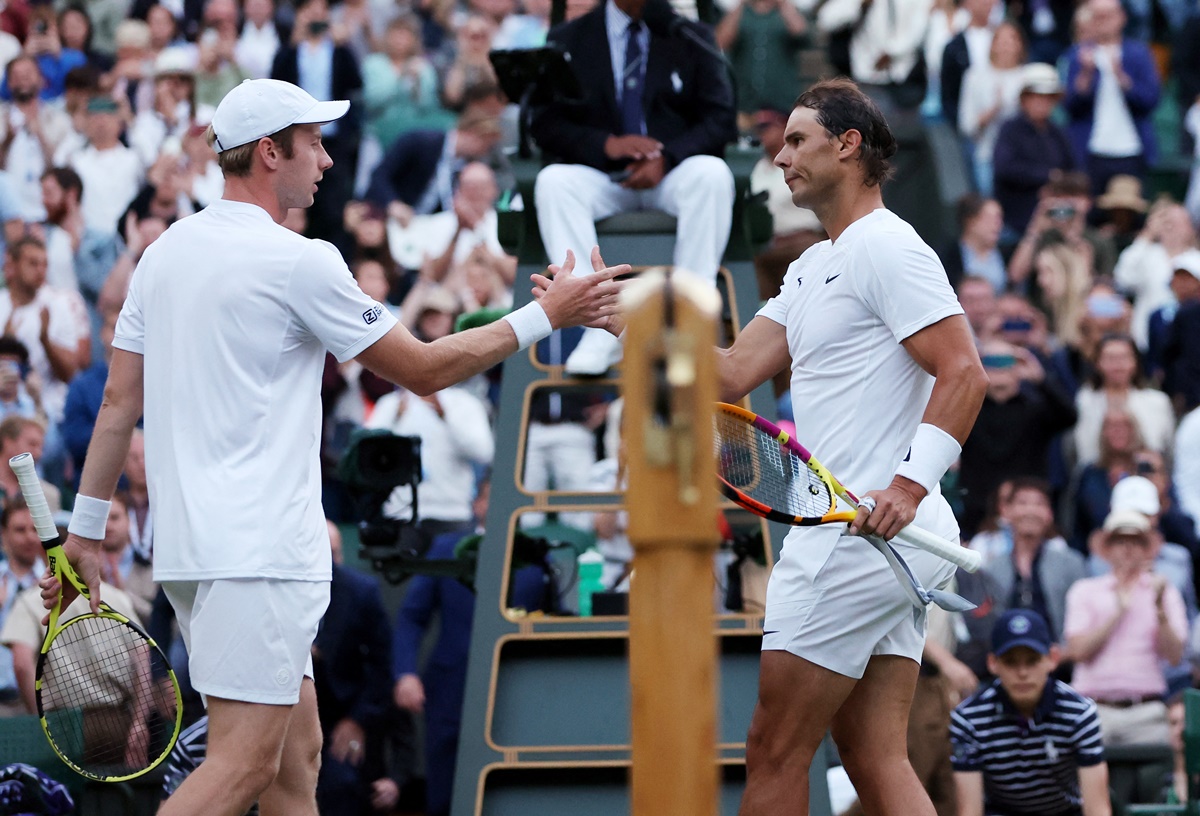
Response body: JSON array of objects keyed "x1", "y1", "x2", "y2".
[
  {"x1": 1111, "y1": 475, "x2": 1160, "y2": 516},
  {"x1": 1102, "y1": 508, "x2": 1152, "y2": 536},
  {"x1": 210, "y1": 79, "x2": 350, "y2": 154},
  {"x1": 1019, "y1": 62, "x2": 1064, "y2": 96},
  {"x1": 1172, "y1": 248, "x2": 1200, "y2": 282}
]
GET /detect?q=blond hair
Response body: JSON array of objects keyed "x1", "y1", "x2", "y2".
[{"x1": 205, "y1": 123, "x2": 297, "y2": 177}]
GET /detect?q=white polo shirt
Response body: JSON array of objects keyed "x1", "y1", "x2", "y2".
[
  {"x1": 757, "y1": 208, "x2": 963, "y2": 540},
  {"x1": 113, "y1": 200, "x2": 398, "y2": 582}
]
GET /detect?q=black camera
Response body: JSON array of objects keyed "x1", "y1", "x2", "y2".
[
  {"x1": 32, "y1": 19, "x2": 48, "y2": 34},
  {"x1": 1047, "y1": 205, "x2": 1077, "y2": 221}
]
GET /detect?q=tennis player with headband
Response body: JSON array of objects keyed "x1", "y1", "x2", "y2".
[
  {"x1": 39, "y1": 79, "x2": 623, "y2": 816},
  {"x1": 536, "y1": 77, "x2": 989, "y2": 815},
  {"x1": 720, "y1": 79, "x2": 987, "y2": 816}
]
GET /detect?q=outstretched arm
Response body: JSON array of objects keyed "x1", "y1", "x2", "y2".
[{"x1": 360, "y1": 249, "x2": 626, "y2": 395}]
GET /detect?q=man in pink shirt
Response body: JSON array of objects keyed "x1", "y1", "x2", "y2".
[{"x1": 1063, "y1": 509, "x2": 1188, "y2": 745}]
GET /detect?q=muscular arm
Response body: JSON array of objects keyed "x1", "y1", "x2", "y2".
[
  {"x1": 715, "y1": 316, "x2": 791, "y2": 403},
  {"x1": 1079, "y1": 763, "x2": 1111, "y2": 816},
  {"x1": 953, "y1": 771, "x2": 984, "y2": 816},
  {"x1": 900, "y1": 314, "x2": 989, "y2": 447},
  {"x1": 858, "y1": 314, "x2": 987, "y2": 539}
]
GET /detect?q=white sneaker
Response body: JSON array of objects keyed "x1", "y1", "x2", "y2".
[{"x1": 564, "y1": 328, "x2": 624, "y2": 376}]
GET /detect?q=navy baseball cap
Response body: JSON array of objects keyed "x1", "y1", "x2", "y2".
[{"x1": 991, "y1": 609, "x2": 1052, "y2": 656}]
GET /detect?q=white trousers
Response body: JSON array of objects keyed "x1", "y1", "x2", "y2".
[
  {"x1": 521, "y1": 421, "x2": 597, "y2": 530},
  {"x1": 534, "y1": 155, "x2": 735, "y2": 284}
]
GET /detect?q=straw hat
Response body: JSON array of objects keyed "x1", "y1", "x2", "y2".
[
  {"x1": 1019, "y1": 63, "x2": 1063, "y2": 96},
  {"x1": 1096, "y1": 175, "x2": 1148, "y2": 213}
]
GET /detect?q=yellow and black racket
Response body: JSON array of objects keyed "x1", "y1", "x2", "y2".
[
  {"x1": 9, "y1": 452, "x2": 182, "y2": 781},
  {"x1": 713, "y1": 403, "x2": 982, "y2": 573}
]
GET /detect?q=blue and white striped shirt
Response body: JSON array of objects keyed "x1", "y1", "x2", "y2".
[{"x1": 950, "y1": 679, "x2": 1105, "y2": 816}]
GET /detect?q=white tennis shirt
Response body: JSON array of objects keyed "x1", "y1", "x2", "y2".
[
  {"x1": 758, "y1": 208, "x2": 964, "y2": 541},
  {"x1": 113, "y1": 200, "x2": 397, "y2": 582}
]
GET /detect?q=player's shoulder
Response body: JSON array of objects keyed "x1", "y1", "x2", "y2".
[{"x1": 845, "y1": 209, "x2": 927, "y2": 250}]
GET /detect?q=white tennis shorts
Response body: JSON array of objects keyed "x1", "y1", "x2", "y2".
[
  {"x1": 761, "y1": 525, "x2": 956, "y2": 679},
  {"x1": 161, "y1": 578, "x2": 330, "y2": 705}
]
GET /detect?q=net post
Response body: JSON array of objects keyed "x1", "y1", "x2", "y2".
[{"x1": 623, "y1": 268, "x2": 721, "y2": 816}]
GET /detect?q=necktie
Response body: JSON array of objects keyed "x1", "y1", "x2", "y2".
[{"x1": 621, "y1": 21, "x2": 645, "y2": 136}]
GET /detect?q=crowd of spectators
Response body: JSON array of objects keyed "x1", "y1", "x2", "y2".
[{"x1": 0, "y1": 0, "x2": 1196, "y2": 810}]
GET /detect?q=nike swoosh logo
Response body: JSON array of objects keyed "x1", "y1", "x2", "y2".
[
  {"x1": 762, "y1": 630, "x2": 779, "y2": 636},
  {"x1": 825, "y1": 274, "x2": 841, "y2": 284}
]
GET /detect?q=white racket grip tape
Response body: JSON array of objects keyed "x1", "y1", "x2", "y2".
[
  {"x1": 9, "y1": 453, "x2": 58, "y2": 542},
  {"x1": 894, "y1": 523, "x2": 983, "y2": 573}
]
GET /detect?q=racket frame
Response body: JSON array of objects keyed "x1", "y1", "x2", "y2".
[
  {"x1": 714, "y1": 404, "x2": 983, "y2": 573},
  {"x1": 10, "y1": 452, "x2": 183, "y2": 782}
]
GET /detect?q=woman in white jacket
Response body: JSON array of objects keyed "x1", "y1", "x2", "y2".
[
  {"x1": 958, "y1": 21, "x2": 1026, "y2": 195},
  {"x1": 1073, "y1": 332, "x2": 1175, "y2": 466}
]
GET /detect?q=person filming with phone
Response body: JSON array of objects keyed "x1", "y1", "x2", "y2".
[
  {"x1": 1008, "y1": 171, "x2": 1118, "y2": 291},
  {"x1": 958, "y1": 338, "x2": 1078, "y2": 537}
]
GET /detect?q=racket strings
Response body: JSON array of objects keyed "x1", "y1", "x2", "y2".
[
  {"x1": 713, "y1": 413, "x2": 836, "y2": 519},
  {"x1": 40, "y1": 615, "x2": 175, "y2": 776}
]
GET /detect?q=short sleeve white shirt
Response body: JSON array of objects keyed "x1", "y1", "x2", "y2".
[
  {"x1": 113, "y1": 200, "x2": 398, "y2": 582},
  {"x1": 757, "y1": 209, "x2": 963, "y2": 538}
]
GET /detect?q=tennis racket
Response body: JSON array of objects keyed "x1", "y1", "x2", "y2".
[
  {"x1": 9, "y1": 453, "x2": 182, "y2": 781},
  {"x1": 713, "y1": 404, "x2": 982, "y2": 573}
]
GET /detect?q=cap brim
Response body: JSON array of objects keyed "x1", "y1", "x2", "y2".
[
  {"x1": 294, "y1": 99, "x2": 350, "y2": 126},
  {"x1": 995, "y1": 638, "x2": 1050, "y2": 656}
]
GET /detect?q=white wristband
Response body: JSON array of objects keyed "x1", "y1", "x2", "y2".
[
  {"x1": 894, "y1": 423, "x2": 961, "y2": 495},
  {"x1": 502, "y1": 302, "x2": 553, "y2": 350},
  {"x1": 68, "y1": 494, "x2": 112, "y2": 540}
]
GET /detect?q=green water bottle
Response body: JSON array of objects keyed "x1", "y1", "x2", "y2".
[{"x1": 577, "y1": 549, "x2": 605, "y2": 616}]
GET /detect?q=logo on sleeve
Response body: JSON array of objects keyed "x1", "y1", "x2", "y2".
[
  {"x1": 825, "y1": 273, "x2": 841, "y2": 284},
  {"x1": 363, "y1": 305, "x2": 383, "y2": 325}
]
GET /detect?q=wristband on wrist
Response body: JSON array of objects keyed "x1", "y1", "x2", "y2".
[
  {"x1": 894, "y1": 423, "x2": 962, "y2": 495},
  {"x1": 68, "y1": 494, "x2": 111, "y2": 540},
  {"x1": 501, "y1": 302, "x2": 553, "y2": 350}
]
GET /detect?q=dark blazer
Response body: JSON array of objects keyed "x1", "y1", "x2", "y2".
[
  {"x1": 364, "y1": 128, "x2": 446, "y2": 208},
  {"x1": 529, "y1": 5, "x2": 736, "y2": 172},
  {"x1": 940, "y1": 33, "x2": 970, "y2": 131},
  {"x1": 270, "y1": 41, "x2": 363, "y2": 146},
  {"x1": 1062, "y1": 38, "x2": 1160, "y2": 166},
  {"x1": 313, "y1": 563, "x2": 392, "y2": 731},
  {"x1": 992, "y1": 112, "x2": 1076, "y2": 234}
]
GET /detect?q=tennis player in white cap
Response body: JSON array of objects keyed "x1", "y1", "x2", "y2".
[{"x1": 41, "y1": 79, "x2": 624, "y2": 816}]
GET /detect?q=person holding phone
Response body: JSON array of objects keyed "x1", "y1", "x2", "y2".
[
  {"x1": 959, "y1": 338, "x2": 1078, "y2": 537},
  {"x1": 269, "y1": 0, "x2": 362, "y2": 247}
]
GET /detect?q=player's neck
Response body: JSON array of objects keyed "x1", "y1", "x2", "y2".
[
  {"x1": 821, "y1": 187, "x2": 885, "y2": 243},
  {"x1": 221, "y1": 177, "x2": 287, "y2": 224}
]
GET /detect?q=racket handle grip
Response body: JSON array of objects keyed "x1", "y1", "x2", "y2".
[
  {"x1": 8, "y1": 452, "x2": 58, "y2": 543},
  {"x1": 894, "y1": 523, "x2": 982, "y2": 573}
]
